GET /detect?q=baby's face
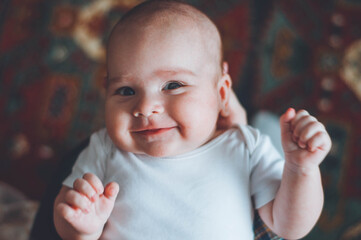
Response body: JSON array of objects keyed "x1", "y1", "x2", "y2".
[{"x1": 105, "y1": 23, "x2": 225, "y2": 157}]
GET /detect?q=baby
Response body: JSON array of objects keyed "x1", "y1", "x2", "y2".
[{"x1": 53, "y1": 1, "x2": 331, "y2": 239}]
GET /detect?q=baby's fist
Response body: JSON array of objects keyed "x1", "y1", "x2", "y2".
[{"x1": 280, "y1": 108, "x2": 331, "y2": 167}]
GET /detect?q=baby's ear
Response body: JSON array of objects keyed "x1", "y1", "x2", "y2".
[{"x1": 218, "y1": 62, "x2": 232, "y2": 117}]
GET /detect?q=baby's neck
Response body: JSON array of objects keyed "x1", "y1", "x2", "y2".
[{"x1": 205, "y1": 128, "x2": 227, "y2": 144}]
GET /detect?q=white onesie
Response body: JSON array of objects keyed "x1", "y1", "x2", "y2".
[{"x1": 63, "y1": 125, "x2": 284, "y2": 240}]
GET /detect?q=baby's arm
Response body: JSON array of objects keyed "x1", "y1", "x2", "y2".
[
  {"x1": 258, "y1": 108, "x2": 331, "y2": 239},
  {"x1": 54, "y1": 173, "x2": 119, "y2": 240}
]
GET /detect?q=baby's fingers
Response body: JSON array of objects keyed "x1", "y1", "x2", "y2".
[
  {"x1": 291, "y1": 110, "x2": 311, "y2": 130},
  {"x1": 103, "y1": 182, "x2": 119, "y2": 201},
  {"x1": 73, "y1": 178, "x2": 97, "y2": 202},
  {"x1": 56, "y1": 202, "x2": 82, "y2": 222},
  {"x1": 64, "y1": 189, "x2": 92, "y2": 214},
  {"x1": 96, "y1": 182, "x2": 119, "y2": 217},
  {"x1": 297, "y1": 120, "x2": 325, "y2": 144},
  {"x1": 307, "y1": 131, "x2": 332, "y2": 152},
  {"x1": 292, "y1": 114, "x2": 320, "y2": 138},
  {"x1": 83, "y1": 173, "x2": 104, "y2": 195}
]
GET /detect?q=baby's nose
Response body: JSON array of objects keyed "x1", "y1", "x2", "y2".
[{"x1": 133, "y1": 95, "x2": 164, "y2": 118}]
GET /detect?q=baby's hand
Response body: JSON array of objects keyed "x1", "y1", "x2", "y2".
[
  {"x1": 55, "y1": 173, "x2": 119, "y2": 237},
  {"x1": 280, "y1": 108, "x2": 331, "y2": 171}
]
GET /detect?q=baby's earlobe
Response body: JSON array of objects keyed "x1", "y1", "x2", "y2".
[{"x1": 220, "y1": 104, "x2": 230, "y2": 117}]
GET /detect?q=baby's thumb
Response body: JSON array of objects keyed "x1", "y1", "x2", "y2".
[
  {"x1": 279, "y1": 108, "x2": 297, "y2": 153},
  {"x1": 280, "y1": 108, "x2": 295, "y2": 137},
  {"x1": 104, "y1": 182, "x2": 119, "y2": 202}
]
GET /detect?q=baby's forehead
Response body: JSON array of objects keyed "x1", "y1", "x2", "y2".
[
  {"x1": 108, "y1": 1, "x2": 222, "y2": 59},
  {"x1": 116, "y1": 9, "x2": 217, "y2": 41}
]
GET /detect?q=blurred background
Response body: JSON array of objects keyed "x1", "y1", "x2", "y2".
[{"x1": 1, "y1": 0, "x2": 361, "y2": 239}]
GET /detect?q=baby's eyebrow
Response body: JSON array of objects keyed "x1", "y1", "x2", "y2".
[
  {"x1": 153, "y1": 68, "x2": 196, "y2": 77},
  {"x1": 107, "y1": 73, "x2": 133, "y2": 83},
  {"x1": 107, "y1": 68, "x2": 196, "y2": 83}
]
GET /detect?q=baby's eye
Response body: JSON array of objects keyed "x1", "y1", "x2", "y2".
[
  {"x1": 115, "y1": 87, "x2": 135, "y2": 96},
  {"x1": 163, "y1": 81, "x2": 184, "y2": 90}
]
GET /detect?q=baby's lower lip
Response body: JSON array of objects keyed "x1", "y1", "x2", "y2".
[{"x1": 135, "y1": 127, "x2": 175, "y2": 136}]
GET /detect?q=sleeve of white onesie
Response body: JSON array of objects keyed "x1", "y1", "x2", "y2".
[
  {"x1": 62, "y1": 129, "x2": 108, "y2": 188},
  {"x1": 241, "y1": 126, "x2": 285, "y2": 209}
]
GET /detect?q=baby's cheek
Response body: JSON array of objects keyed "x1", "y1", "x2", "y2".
[
  {"x1": 178, "y1": 96, "x2": 218, "y2": 130},
  {"x1": 105, "y1": 107, "x2": 131, "y2": 146},
  {"x1": 175, "y1": 96, "x2": 204, "y2": 117}
]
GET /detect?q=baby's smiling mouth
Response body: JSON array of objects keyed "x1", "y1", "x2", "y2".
[{"x1": 132, "y1": 127, "x2": 176, "y2": 136}]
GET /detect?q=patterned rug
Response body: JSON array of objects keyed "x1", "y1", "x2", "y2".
[{"x1": 1, "y1": 0, "x2": 361, "y2": 239}]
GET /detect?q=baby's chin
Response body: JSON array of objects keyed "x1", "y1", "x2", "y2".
[{"x1": 110, "y1": 128, "x2": 221, "y2": 158}]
